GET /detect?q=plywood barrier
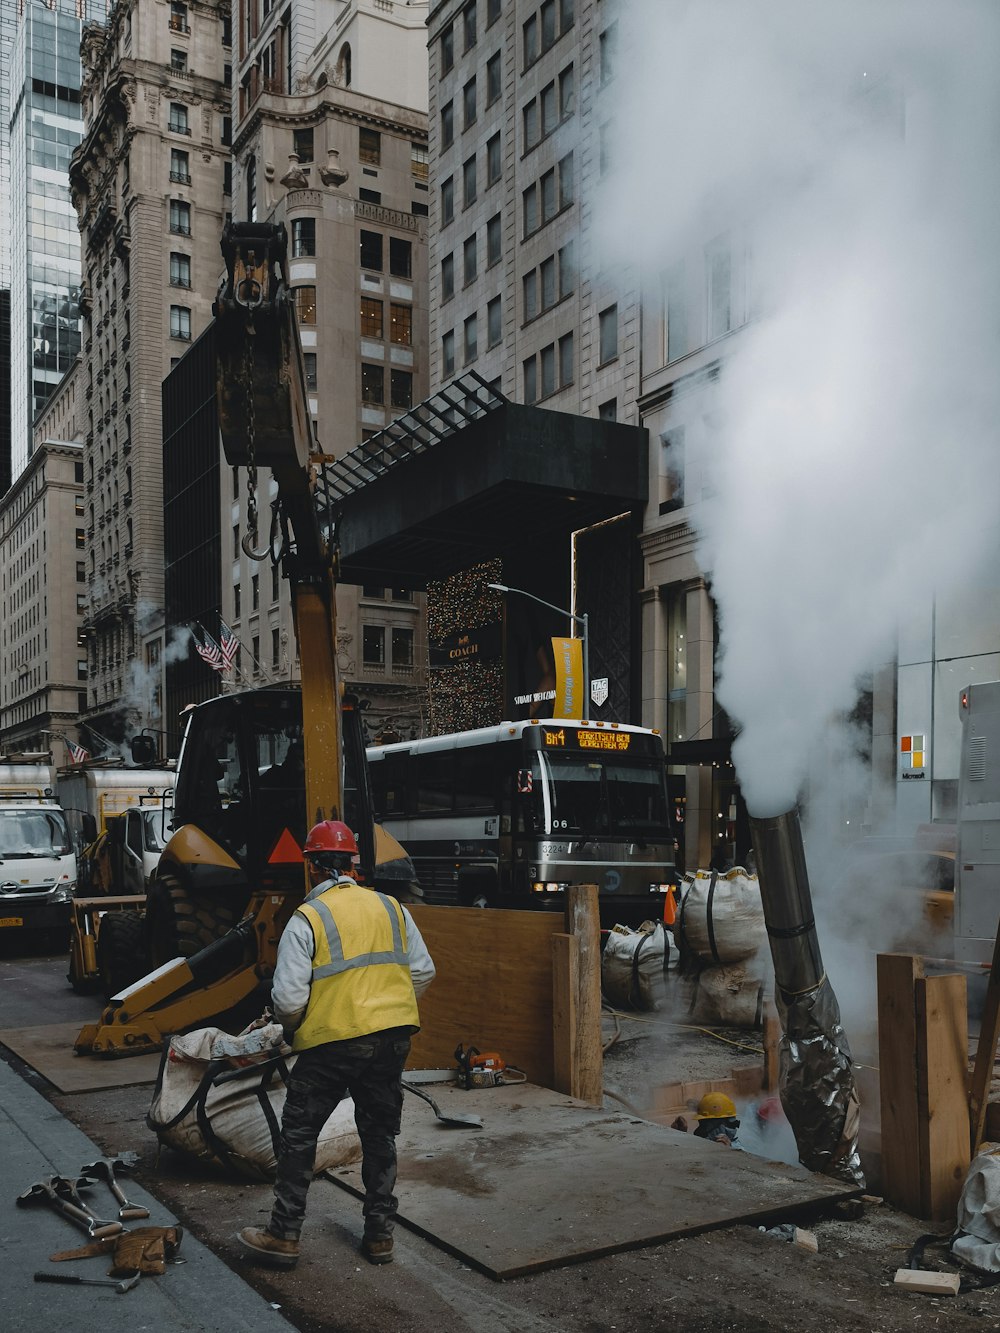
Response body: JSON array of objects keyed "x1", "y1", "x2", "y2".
[{"x1": 407, "y1": 888, "x2": 603, "y2": 1102}]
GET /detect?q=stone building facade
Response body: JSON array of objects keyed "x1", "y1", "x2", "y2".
[{"x1": 68, "y1": 0, "x2": 230, "y2": 743}]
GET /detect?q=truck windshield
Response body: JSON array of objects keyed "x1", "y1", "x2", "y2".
[
  {"x1": 0, "y1": 810, "x2": 72, "y2": 858},
  {"x1": 523, "y1": 754, "x2": 670, "y2": 838}
]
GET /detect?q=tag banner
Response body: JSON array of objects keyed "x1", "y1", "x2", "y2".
[{"x1": 551, "y1": 636, "x2": 583, "y2": 720}]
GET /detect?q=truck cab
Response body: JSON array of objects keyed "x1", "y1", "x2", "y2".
[{"x1": 0, "y1": 757, "x2": 77, "y2": 938}]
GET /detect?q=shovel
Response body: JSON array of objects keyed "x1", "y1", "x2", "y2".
[{"x1": 402, "y1": 1081, "x2": 483, "y2": 1129}]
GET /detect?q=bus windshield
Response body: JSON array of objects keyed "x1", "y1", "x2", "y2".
[{"x1": 524, "y1": 754, "x2": 669, "y2": 838}]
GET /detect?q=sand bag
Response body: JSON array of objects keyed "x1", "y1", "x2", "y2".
[
  {"x1": 952, "y1": 1145, "x2": 1000, "y2": 1273},
  {"x1": 602, "y1": 921, "x2": 668, "y2": 1011},
  {"x1": 146, "y1": 1025, "x2": 361, "y2": 1181},
  {"x1": 688, "y1": 961, "x2": 766, "y2": 1028},
  {"x1": 679, "y1": 869, "x2": 767, "y2": 965}
]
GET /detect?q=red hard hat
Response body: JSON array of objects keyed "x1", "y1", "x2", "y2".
[{"x1": 303, "y1": 820, "x2": 358, "y2": 856}]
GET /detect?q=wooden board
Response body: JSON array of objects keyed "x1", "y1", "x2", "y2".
[
  {"x1": 407, "y1": 905, "x2": 565, "y2": 1088},
  {"x1": 877, "y1": 954, "x2": 923, "y2": 1216},
  {"x1": 0, "y1": 1022, "x2": 160, "y2": 1093},
  {"x1": 324, "y1": 1081, "x2": 859, "y2": 1280},
  {"x1": 916, "y1": 972, "x2": 969, "y2": 1221}
]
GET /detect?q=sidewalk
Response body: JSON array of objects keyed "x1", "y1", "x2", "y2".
[{"x1": 1, "y1": 1056, "x2": 294, "y2": 1333}]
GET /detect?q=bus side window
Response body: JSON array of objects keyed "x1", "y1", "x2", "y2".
[
  {"x1": 454, "y1": 746, "x2": 500, "y2": 811},
  {"x1": 376, "y1": 753, "x2": 409, "y2": 816},
  {"x1": 416, "y1": 751, "x2": 453, "y2": 814}
]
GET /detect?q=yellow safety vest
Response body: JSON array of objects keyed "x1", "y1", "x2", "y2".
[{"x1": 292, "y1": 882, "x2": 420, "y2": 1051}]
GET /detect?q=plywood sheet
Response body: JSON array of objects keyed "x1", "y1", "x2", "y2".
[
  {"x1": 325, "y1": 1081, "x2": 858, "y2": 1279},
  {"x1": 0, "y1": 1022, "x2": 160, "y2": 1093}
]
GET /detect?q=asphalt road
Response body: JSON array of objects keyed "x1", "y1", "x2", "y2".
[{"x1": 2, "y1": 939, "x2": 997, "y2": 1333}]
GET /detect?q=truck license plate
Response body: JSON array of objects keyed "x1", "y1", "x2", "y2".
[{"x1": 0, "y1": 916, "x2": 24, "y2": 927}]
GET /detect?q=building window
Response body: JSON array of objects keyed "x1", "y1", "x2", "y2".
[
  {"x1": 598, "y1": 304, "x2": 618, "y2": 364},
  {"x1": 463, "y1": 156, "x2": 477, "y2": 208},
  {"x1": 540, "y1": 343, "x2": 555, "y2": 398},
  {"x1": 168, "y1": 102, "x2": 189, "y2": 134},
  {"x1": 411, "y1": 142, "x2": 428, "y2": 180},
  {"x1": 222, "y1": 115, "x2": 232, "y2": 146},
  {"x1": 560, "y1": 64, "x2": 575, "y2": 119},
  {"x1": 523, "y1": 270, "x2": 538, "y2": 322},
  {"x1": 487, "y1": 132, "x2": 501, "y2": 187},
  {"x1": 559, "y1": 152, "x2": 574, "y2": 208},
  {"x1": 291, "y1": 217, "x2": 316, "y2": 257},
  {"x1": 389, "y1": 237, "x2": 412, "y2": 279},
  {"x1": 523, "y1": 99, "x2": 539, "y2": 151},
  {"x1": 540, "y1": 255, "x2": 556, "y2": 311},
  {"x1": 363, "y1": 625, "x2": 385, "y2": 665},
  {"x1": 272, "y1": 628, "x2": 281, "y2": 668},
  {"x1": 76, "y1": 527, "x2": 86, "y2": 549},
  {"x1": 523, "y1": 183, "x2": 537, "y2": 236},
  {"x1": 523, "y1": 13, "x2": 538, "y2": 67},
  {"x1": 600, "y1": 23, "x2": 618, "y2": 85},
  {"x1": 223, "y1": 161, "x2": 232, "y2": 194},
  {"x1": 77, "y1": 592, "x2": 87, "y2": 613},
  {"x1": 463, "y1": 0, "x2": 477, "y2": 51},
  {"x1": 392, "y1": 627, "x2": 414, "y2": 668},
  {"x1": 487, "y1": 52, "x2": 501, "y2": 107},
  {"x1": 272, "y1": 564, "x2": 280, "y2": 601},
  {"x1": 359, "y1": 187, "x2": 382, "y2": 205},
  {"x1": 559, "y1": 240, "x2": 575, "y2": 299},
  {"x1": 169, "y1": 0, "x2": 189, "y2": 34},
  {"x1": 661, "y1": 428, "x2": 686, "y2": 512},
  {"x1": 441, "y1": 253, "x2": 455, "y2": 301},
  {"x1": 541, "y1": 81, "x2": 557, "y2": 137},
  {"x1": 170, "y1": 147, "x2": 190, "y2": 183},
  {"x1": 76, "y1": 561, "x2": 86, "y2": 583},
  {"x1": 441, "y1": 175, "x2": 455, "y2": 225},
  {"x1": 360, "y1": 296, "x2": 383, "y2": 339},
  {"x1": 170, "y1": 305, "x2": 192, "y2": 340},
  {"x1": 487, "y1": 212, "x2": 501, "y2": 266},
  {"x1": 442, "y1": 329, "x2": 456, "y2": 376},
  {"x1": 293, "y1": 127, "x2": 314, "y2": 163},
  {"x1": 169, "y1": 252, "x2": 191, "y2": 287},
  {"x1": 391, "y1": 370, "x2": 413, "y2": 409},
  {"x1": 303, "y1": 352, "x2": 318, "y2": 392},
  {"x1": 464, "y1": 314, "x2": 478, "y2": 364},
  {"x1": 362, "y1": 363, "x2": 385, "y2": 405},
  {"x1": 359, "y1": 229, "x2": 383, "y2": 271},
  {"x1": 246, "y1": 153, "x2": 257, "y2": 220},
  {"x1": 463, "y1": 234, "x2": 477, "y2": 285},
  {"x1": 170, "y1": 48, "x2": 187, "y2": 73},
  {"x1": 541, "y1": 168, "x2": 556, "y2": 224},
  {"x1": 234, "y1": 584, "x2": 241, "y2": 617},
  {"x1": 707, "y1": 234, "x2": 732, "y2": 340},
  {"x1": 666, "y1": 262, "x2": 688, "y2": 362},
  {"x1": 464, "y1": 77, "x2": 477, "y2": 130},
  {"x1": 295, "y1": 286, "x2": 317, "y2": 325},
  {"x1": 559, "y1": 331, "x2": 574, "y2": 387},
  {"x1": 487, "y1": 295, "x2": 502, "y2": 348},
  {"x1": 389, "y1": 303, "x2": 412, "y2": 345},
  {"x1": 441, "y1": 100, "x2": 454, "y2": 149},
  {"x1": 441, "y1": 23, "x2": 454, "y2": 73},
  {"x1": 252, "y1": 573, "x2": 260, "y2": 611},
  {"x1": 523, "y1": 355, "x2": 537, "y2": 404},
  {"x1": 599, "y1": 398, "x2": 617, "y2": 422},
  {"x1": 359, "y1": 127, "x2": 381, "y2": 165},
  {"x1": 78, "y1": 659, "x2": 88, "y2": 681}
]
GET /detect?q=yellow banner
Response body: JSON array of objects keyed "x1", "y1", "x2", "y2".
[{"x1": 551, "y1": 636, "x2": 584, "y2": 720}]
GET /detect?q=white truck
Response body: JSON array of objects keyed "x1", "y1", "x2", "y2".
[
  {"x1": 57, "y1": 762, "x2": 173, "y2": 994},
  {"x1": 954, "y1": 680, "x2": 1000, "y2": 965},
  {"x1": 0, "y1": 755, "x2": 77, "y2": 940}
]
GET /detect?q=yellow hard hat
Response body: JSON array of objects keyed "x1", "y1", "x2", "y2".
[{"x1": 696, "y1": 1091, "x2": 737, "y2": 1120}]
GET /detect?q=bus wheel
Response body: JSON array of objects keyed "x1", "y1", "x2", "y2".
[
  {"x1": 145, "y1": 875, "x2": 237, "y2": 968},
  {"x1": 97, "y1": 911, "x2": 146, "y2": 999}
]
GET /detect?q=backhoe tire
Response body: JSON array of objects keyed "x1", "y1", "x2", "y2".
[
  {"x1": 145, "y1": 874, "x2": 238, "y2": 969},
  {"x1": 96, "y1": 911, "x2": 146, "y2": 999}
]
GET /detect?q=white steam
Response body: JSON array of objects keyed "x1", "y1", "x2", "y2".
[{"x1": 604, "y1": 0, "x2": 1000, "y2": 817}]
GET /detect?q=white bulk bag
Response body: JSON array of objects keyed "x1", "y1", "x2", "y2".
[
  {"x1": 680, "y1": 869, "x2": 767, "y2": 965},
  {"x1": 147, "y1": 1025, "x2": 361, "y2": 1181},
  {"x1": 602, "y1": 921, "x2": 668, "y2": 1011}
]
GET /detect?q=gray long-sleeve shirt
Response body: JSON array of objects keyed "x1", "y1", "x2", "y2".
[{"x1": 271, "y1": 875, "x2": 436, "y2": 1035}]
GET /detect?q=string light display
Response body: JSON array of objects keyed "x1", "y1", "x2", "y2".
[{"x1": 427, "y1": 559, "x2": 504, "y2": 734}]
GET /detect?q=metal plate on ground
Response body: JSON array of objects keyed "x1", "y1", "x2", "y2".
[
  {"x1": 325, "y1": 1081, "x2": 858, "y2": 1280},
  {"x1": 0, "y1": 1022, "x2": 160, "y2": 1093}
]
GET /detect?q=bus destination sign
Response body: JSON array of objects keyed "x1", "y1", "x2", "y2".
[{"x1": 543, "y1": 727, "x2": 632, "y2": 752}]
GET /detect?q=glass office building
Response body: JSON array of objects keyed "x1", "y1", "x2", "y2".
[{"x1": 8, "y1": 0, "x2": 105, "y2": 482}]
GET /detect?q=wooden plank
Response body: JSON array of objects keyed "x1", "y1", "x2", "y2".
[
  {"x1": 0, "y1": 1023, "x2": 160, "y2": 1093},
  {"x1": 877, "y1": 953, "x2": 923, "y2": 1216},
  {"x1": 893, "y1": 1269, "x2": 960, "y2": 1295},
  {"x1": 550, "y1": 933, "x2": 578, "y2": 1097},
  {"x1": 327, "y1": 1080, "x2": 860, "y2": 1280},
  {"x1": 916, "y1": 973, "x2": 970, "y2": 1221},
  {"x1": 406, "y1": 904, "x2": 564, "y2": 1088},
  {"x1": 565, "y1": 884, "x2": 603, "y2": 1105},
  {"x1": 969, "y1": 921, "x2": 1000, "y2": 1154}
]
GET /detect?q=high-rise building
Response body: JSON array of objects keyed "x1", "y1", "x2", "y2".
[
  {"x1": 69, "y1": 0, "x2": 230, "y2": 742},
  {"x1": 227, "y1": 0, "x2": 431, "y2": 740},
  {"x1": 7, "y1": 0, "x2": 103, "y2": 484}
]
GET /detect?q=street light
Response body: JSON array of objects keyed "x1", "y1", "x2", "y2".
[{"x1": 487, "y1": 582, "x2": 590, "y2": 716}]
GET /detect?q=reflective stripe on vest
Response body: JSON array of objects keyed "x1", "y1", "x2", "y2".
[{"x1": 309, "y1": 891, "x2": 408, "y2": 979}]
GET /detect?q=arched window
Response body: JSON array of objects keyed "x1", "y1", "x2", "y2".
[
  {"x1": 247, "y1": 154, "x2": 257, "y2": 221},
  {"x1": 337, "y1": 43, "x2": 351, "y2": 87}
]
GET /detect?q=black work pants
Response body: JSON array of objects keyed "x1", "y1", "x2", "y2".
[{"x1": 269, "y1": 1027, "x2": 411, "y2": 1241}]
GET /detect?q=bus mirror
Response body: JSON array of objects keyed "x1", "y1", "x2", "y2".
[{"x1": 131, "y1": 734, "x2": 158, "y2": 766}]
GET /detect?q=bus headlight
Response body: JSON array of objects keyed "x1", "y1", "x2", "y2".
[
  {"x1": 532, "y1": 881, "x2": 569, "y2": 894},
  {"x1": 648, "y1": 882, "x2": 672, "y2": 893}
]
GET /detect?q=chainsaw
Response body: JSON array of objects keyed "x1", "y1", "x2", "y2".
[{"x1": 454, "y1": 1043, "x2": 525, "y2": 1089}]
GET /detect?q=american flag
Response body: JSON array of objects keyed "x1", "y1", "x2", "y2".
[
  {"x1": 193, "y1": 624, "x2": 227, "y2": 674},
  {"x1": 68, "y1": 741, "x2": 90, "y2": 765},
  {"x1": 218, "y1": 619, "x2": 240, "y2": 673}
]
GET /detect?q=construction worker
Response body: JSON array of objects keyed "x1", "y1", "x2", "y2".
[
  {"x1": 237, "y1": 819, "x2": 435, "y2": 1270},
  {"x1": 693, "y1": 1091, "x2": 743, "y2": 1149}
]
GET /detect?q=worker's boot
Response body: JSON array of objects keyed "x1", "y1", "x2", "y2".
[
  {"x1": 361, "y1": 1233, "x2": 394, "y2": 1265},
  {"x1": 236, "y1": 1226, "x2": 300, "y2": 1269}
]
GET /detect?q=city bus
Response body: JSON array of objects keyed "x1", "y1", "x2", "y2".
[{"x1": 366, "y1": 719, "x2": 676, "y2": 927}]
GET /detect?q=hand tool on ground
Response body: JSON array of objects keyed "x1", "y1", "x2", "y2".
[
  {"x1": 34, "y1": 1270, "x2": 140, "y2": 1294},
  {"x1": 402, "y1": 1081, "x2": 483, "y2": 1128},
  {"x1": 50, "y1": 1224, "x2": 184, "y2": 1276},
  {"x1": 17, "y1": 1178, "x2": 123, "y2": 1240},
  {"x1": 53, "y1": 1175, "x2": 125, "y2": 1236},
  {"x1": 80, "y1": 1154, "x2": 150, "y2": 1221}
]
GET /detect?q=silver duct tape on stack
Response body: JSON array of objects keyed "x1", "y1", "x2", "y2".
[{"x1": 751, "y1": 810, "x2": 864, "y2": 1187}]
